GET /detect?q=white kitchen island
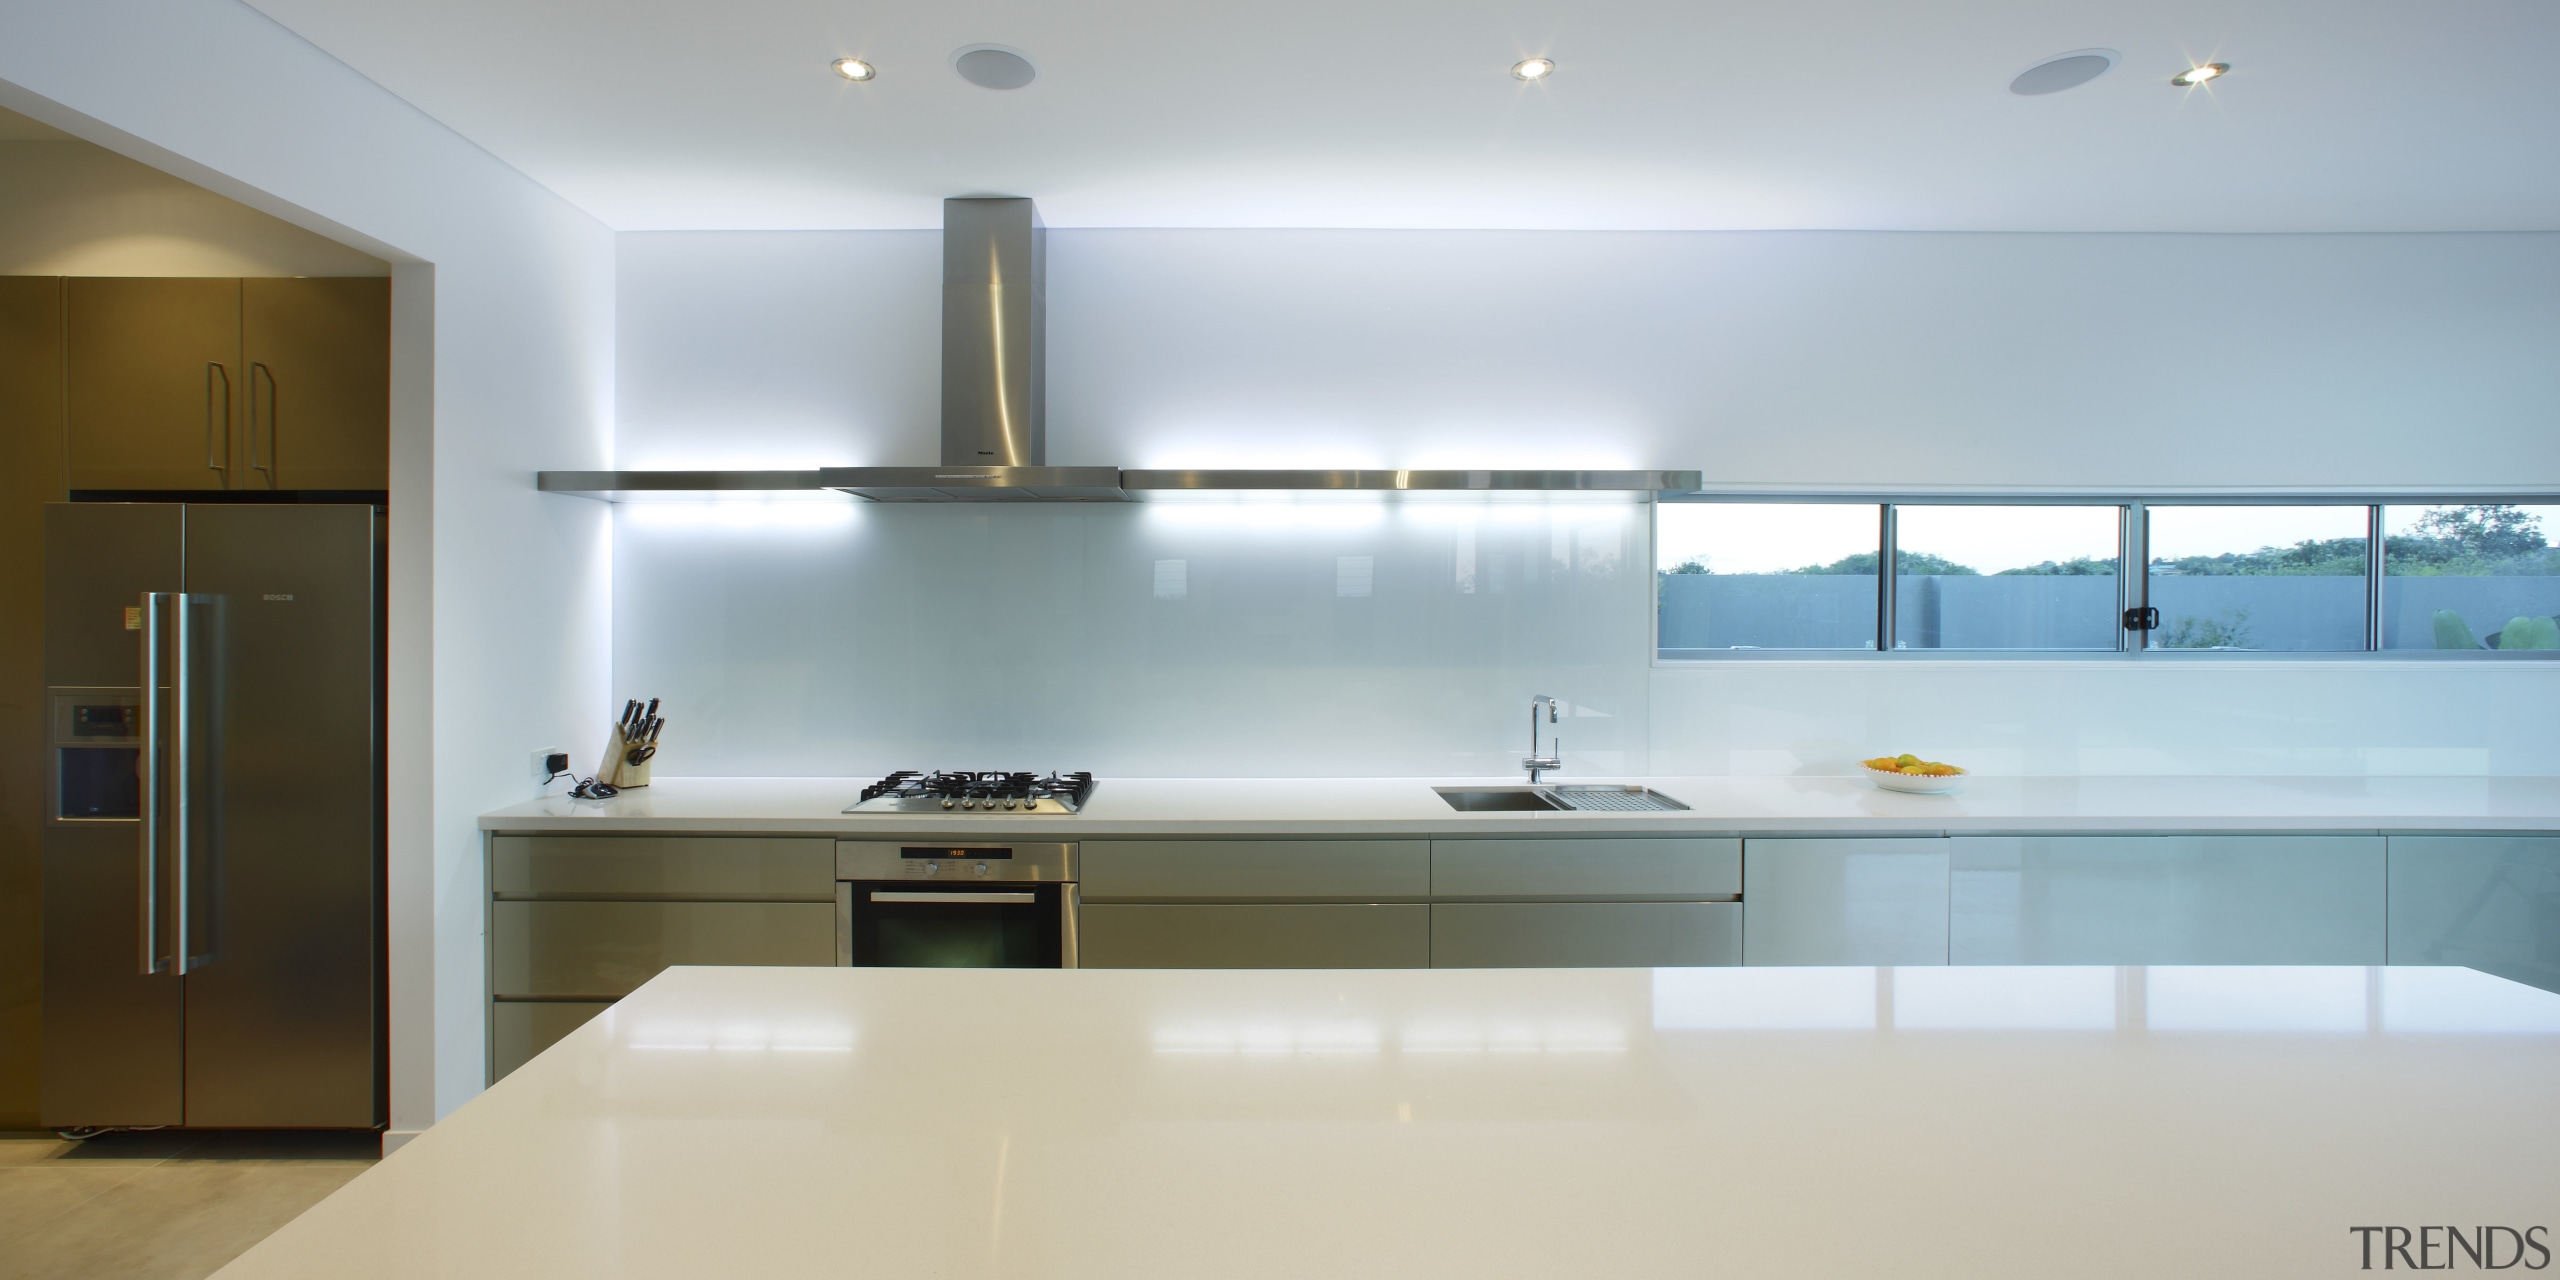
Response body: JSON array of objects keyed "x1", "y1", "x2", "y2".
[{"x1": 227, "y1": 964, "x2": 2559, "y2": 1278}]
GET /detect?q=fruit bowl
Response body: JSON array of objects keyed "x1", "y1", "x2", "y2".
[{"x1": 1861, "y1": 755, "x2": 1967, "y2": 795}]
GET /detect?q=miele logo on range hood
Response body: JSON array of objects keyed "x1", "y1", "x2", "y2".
[{"x1": 534, "y1": 196, "x2": 1701, "y2": 505}]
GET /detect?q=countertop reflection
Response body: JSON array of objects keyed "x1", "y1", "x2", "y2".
[{"x1": 224, "y1": 965, "x2": 2560, "y2": 1279}]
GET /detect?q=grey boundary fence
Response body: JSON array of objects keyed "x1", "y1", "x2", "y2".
[{"x1": 1658, "y1": 573, "x2": 2560, "y2": 652}]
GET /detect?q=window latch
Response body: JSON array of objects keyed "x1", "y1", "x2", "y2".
[{"x1": 2122, "y1": 606, "x2": 2160, "y2": 631}]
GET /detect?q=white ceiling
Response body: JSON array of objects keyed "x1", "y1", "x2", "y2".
[{"x1": 241, "y1": 0, "x2": 2560, "y2": 233}]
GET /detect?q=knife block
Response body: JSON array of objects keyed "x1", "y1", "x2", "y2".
[{"x1": 598, "y1": 724, "x2": 655, "y2": 789}]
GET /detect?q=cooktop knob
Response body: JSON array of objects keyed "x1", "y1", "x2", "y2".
[
  {"x1": 1001, "y1": 799, "x2": 1016, "y2": 809},
  {"x1": 941, "y1": 798, "x2": 955, "y2": 809}
]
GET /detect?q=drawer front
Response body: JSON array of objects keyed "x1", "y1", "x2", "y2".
[
  {"x1": 1079, "y1": 904, "x2": 1430, "y2": 968},
  {"x1": 1431, "y1": 837, "x2": 1741, "y2": 899},
  {"x1": 2387, "y1": 836, "x2": 2560, "y2": 994},
  {"x1": 1432, "y1": 902, "x2": 1742, "y2": 968},
  {"x1": 491, "y1": 1000, "x2": 613, "y2": 1083},
  {"x1": 1080, "y1": 840, "x2": 1429, "y2": 901},
  {"x1": 1743, "y1": 837, "x2": 1951, "y2": 966},
  {"x1": 490, "y1": 901, "x2": 837, "y2": 997},
  {"x1": 490, "y1": 835, "x2": 835, "y2": 899},
  {"x1": 1951, "y1": 835, "x2": 2385, "y2": 966}
]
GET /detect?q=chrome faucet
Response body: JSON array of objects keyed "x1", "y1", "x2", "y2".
[{"x1": 1523, "y1": 695, "x2": 1562, "y2": 782}]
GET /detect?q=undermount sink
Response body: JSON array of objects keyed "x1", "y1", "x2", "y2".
[
  {"x1": 1436, "y1": 787, "x2": 1566, "y2": 812},
  {"x1": 1434, "y1": 785, "x2": 1690, "y2": 813}
]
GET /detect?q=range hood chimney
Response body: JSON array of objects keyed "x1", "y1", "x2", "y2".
[
  {"x1": 533, "y1": 196, "x2": 1700, "y2": 504},
  {"x1": 819, "y1": 197, "x2": 1126, "y2": 501},
  {"x1": 942, "y1": 196, "x2": 1044, "y2": 467}
]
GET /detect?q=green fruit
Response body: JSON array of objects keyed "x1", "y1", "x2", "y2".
[{"x1": 1895, "y1": 753, "x2": 1919, "y2": 766}]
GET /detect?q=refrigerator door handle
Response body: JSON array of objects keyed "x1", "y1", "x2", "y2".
[
  {"x1": 139, "y1": 591, "x2": 167, "y2": 976},
  {"x1": 174, "y1": 594, "x2": 198, "y2": 975}
]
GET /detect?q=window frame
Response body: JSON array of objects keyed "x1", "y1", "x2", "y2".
[{"x1": 1651, "y1": 492, "x2": 2560, "y2": 662}]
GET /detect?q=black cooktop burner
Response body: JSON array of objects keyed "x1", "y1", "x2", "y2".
[{"x1": 852, "y1": 770, "x2": 1096, "y2": 814}]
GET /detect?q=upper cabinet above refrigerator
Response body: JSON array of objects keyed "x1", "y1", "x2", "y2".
[
  {"x1": 65, "y1": 277, "x2": 390, "y2": 494},
  {"x1": 241, "y1": 279, "x2": 391, "y2": 491},
  {"x1": 65, "y1": 279, "x2": 238, "y2": 492}
]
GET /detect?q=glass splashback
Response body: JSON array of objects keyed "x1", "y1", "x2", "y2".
[{"x1": 612, "y1": 495, "x2": 1650, "y2": 777}]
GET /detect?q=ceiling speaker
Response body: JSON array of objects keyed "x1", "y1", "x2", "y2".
[
  {"x1": 2009, "y1": 51, "x2": 2117, "y2": 96},
  {"x1": 954, "y1": 47, "x2": 1038, "y2": 90}
]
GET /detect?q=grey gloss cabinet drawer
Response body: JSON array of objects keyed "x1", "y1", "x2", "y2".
[
  {"x1": 2387, "y1": 836, "x2": 2560, "y2": 993},
  {"x1": 1080, "y1": 840, "x2": 1428, "y2": 900},
  {"x1": 1744, "y1": 838, "x2": 1950, "y2": 966},
  {"x1": 1431, "y1": 837, "x2": 1740, "y2": 899},
  {"x1": 1080, "y1": 904, "x2": 1430, "y2": 968},
  {"x1": 1432, "y1": 902, "x2": 1741, "y2": 968},
  {"x1": 1949, "y1": 835, "x2": 2385, "y2": 965},
  {"x1": 490, "y1": 901, "x2": 837, "y2": 997},
  {"x1": 491, "y1": 1001, "x2": 612, "y2": 1082},
  {"x1": 491, "y1": 835, "x2": 834, "y2": 899}
]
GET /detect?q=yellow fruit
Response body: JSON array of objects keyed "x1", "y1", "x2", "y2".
[{"x1": 1895, "y1": 753, "x2": 1919, "y2": 766}]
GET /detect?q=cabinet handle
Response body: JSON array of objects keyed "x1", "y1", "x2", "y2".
[
  {"x1": 205, "y1": 363, "x2": 231, "y2": 478},
  {"x1": 247, "y1": 361, "x2": 276, "y2": 488}
]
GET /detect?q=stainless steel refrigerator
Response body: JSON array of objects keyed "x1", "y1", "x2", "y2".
[{"x1": 41, "y1": 502, "x2": 382, "y2": 1130}]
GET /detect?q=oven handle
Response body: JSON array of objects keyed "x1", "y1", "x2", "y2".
[
  {"x1": 1061, "y1": 884, "x2": 1079, "y2": 970},
  {"x1": 869, "y1": 890, "x2": 1037, "y2": 905}
]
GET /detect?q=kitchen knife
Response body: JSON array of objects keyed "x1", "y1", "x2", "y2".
[
  {"x1": 642, "y1": 698, "x2": 659, "y2": 726},
  {"x1": 620, "y1": 699, "x2": 640, "y2": 734}
]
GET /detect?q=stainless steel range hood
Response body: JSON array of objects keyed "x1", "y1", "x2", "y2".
[
  {"x1": 823, "y1": 198, "x2": 1127, "y2": 502},
  {"x1": 537, "y1": 197, "x2": 1700, "y2": 504}
]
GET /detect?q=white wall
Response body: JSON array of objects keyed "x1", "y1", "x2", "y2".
[
  {"x1": 624, "y1": 228, "x2": 2560, "y2": 487},
  {"x1": 2, "y1": 0, "x2": 615, "y2": 1131},
  {"x1": 617, "y1": 227, "x2": 2558, "y2": 779}
]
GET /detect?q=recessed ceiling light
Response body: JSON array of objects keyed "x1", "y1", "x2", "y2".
[
  {"x1": 953, "y1": 45, "x2": 1038, "y2": 90},
  {"x1": 2008, "y1": 49, "x2": 2117, "y2": 96},
  {"x1": 1512, "y1": 57, "x2": 1555, "y2": 82},
  {"x1": 831, "y1": 57, "x2": 876, "y2": 82},
  {"x1": 2170, "y1": 62, "x2": 2229, "y2": 87}
]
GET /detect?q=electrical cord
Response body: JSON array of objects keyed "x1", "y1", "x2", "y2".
[{"x1": 545, "y1": 767, "x2": 619, "y2": 800}]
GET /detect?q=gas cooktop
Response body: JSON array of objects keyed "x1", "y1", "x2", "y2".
[{"x1": 844, "y1": 770, "x2": 1097, "y2": 815}]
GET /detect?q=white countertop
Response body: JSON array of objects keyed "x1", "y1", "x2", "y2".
[
  {"x1": 225, "y1": 963, "x2": 2560, "y2": 1279},
  {"x1": 479, "y1": 774, "x2": 2560, "y2": 835}
]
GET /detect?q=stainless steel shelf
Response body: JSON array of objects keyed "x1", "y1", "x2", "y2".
[
  {"x1": 536, "y1": 471, "x2": 830, "y2": 501},
  {"x1": 537, "y1": 467, "x2": 1702, "y2": 502},
  {"x1": 1120, "y1": 469, "x2": 1702, "y2": 493}
]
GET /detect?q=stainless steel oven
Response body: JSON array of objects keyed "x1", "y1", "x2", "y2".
[{"x1": 836, "y1": 842, "x2": 1077, "y2": 968}]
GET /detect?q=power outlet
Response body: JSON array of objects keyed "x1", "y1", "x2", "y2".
[{"x1": 533, "y1": 747, "x2": 569, "y2": 784}]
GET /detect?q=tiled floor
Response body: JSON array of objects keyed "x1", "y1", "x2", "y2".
[{"x1": 0, "y1": 1130, "x2": 375, "y2": 1280}]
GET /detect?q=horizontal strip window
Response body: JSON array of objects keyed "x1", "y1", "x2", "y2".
[{"x1": 1656, "y1": 498, "x2": 2560, "y2": 658}]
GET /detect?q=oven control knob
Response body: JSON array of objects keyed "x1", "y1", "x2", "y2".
[
  {"x1": 925, "y1": 862, "x2": 940, "y2": 874},
  {"x1": 974, "y1": 863, "x2": 989, "y2": 875},
  {"x1": 941, "y1": 798, "x2": 955, "y2": 810}
]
